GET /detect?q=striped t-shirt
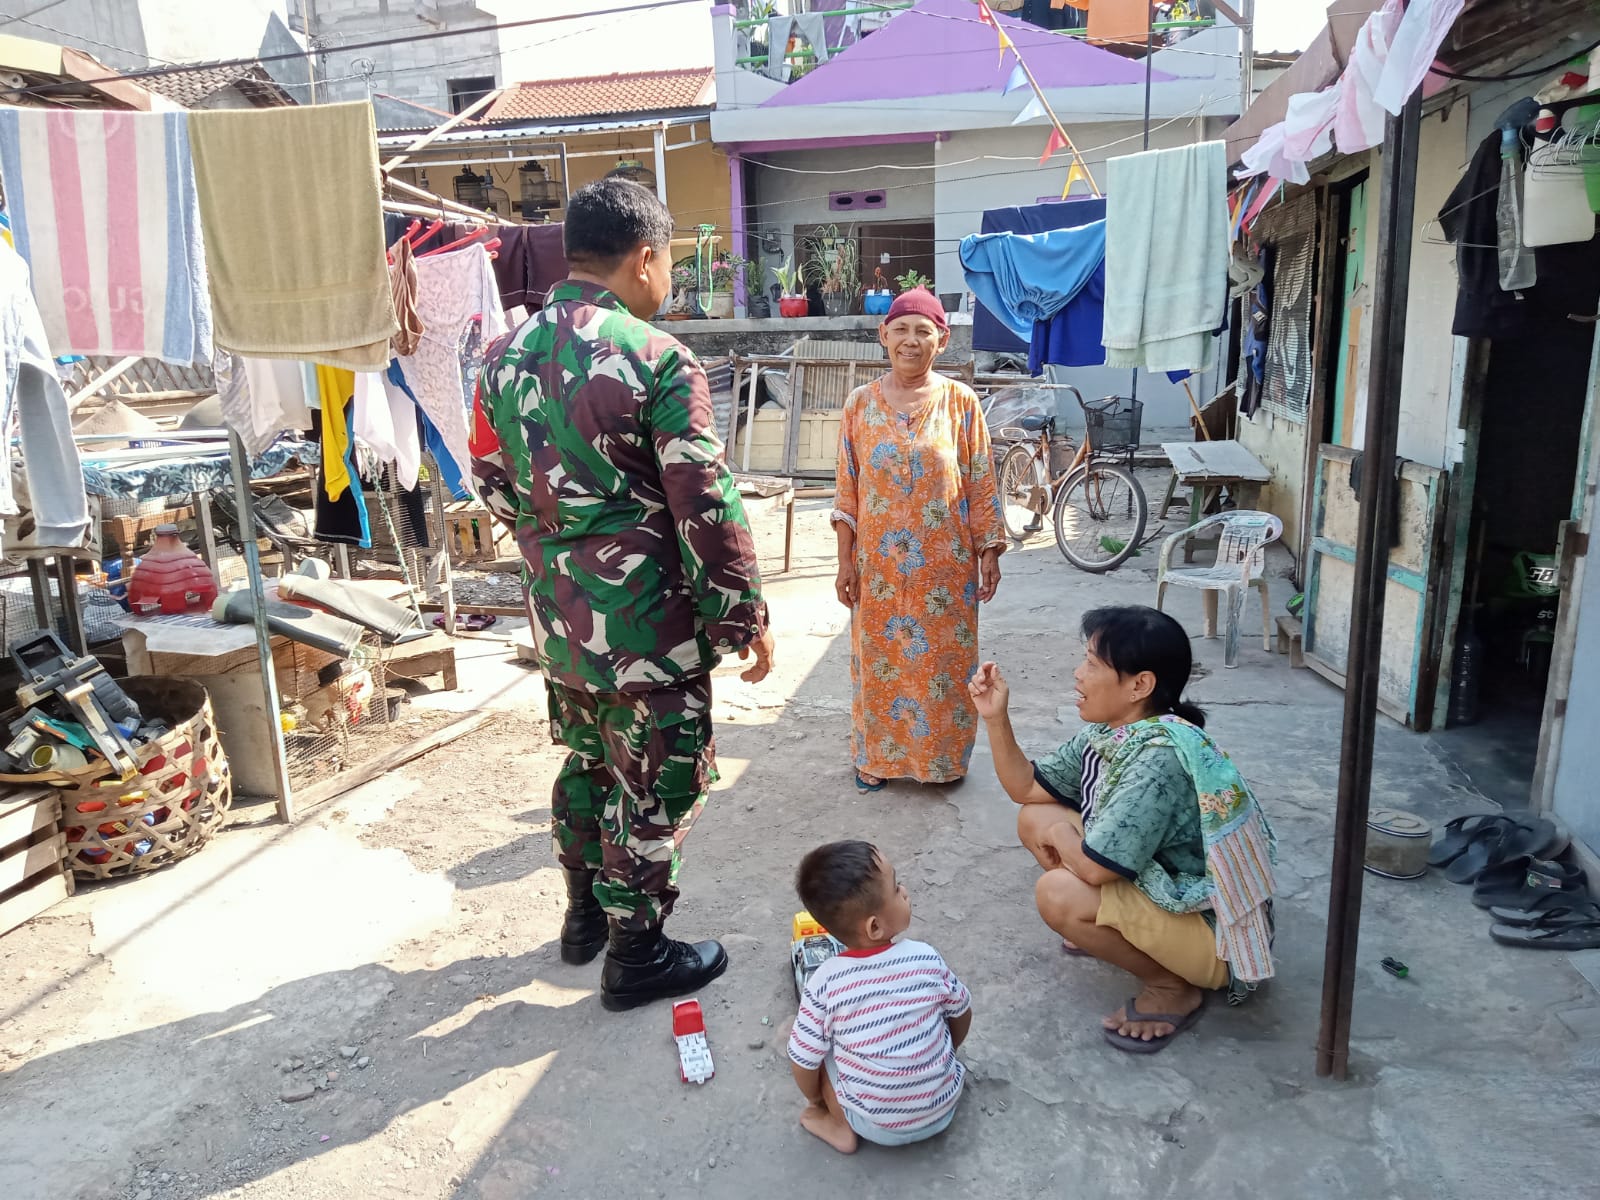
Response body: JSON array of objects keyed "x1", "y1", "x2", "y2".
[{"x1": 787, "y1": 939, "x2": 971, "y2": 1132}]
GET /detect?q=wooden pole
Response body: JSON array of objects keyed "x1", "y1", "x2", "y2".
[{"x1": 1316, "y1": 92, "x2": 1423, "y2": 1081}]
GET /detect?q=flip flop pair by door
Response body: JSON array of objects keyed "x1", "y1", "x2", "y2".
[{"x1": 1427, "y1": 814, "x2": 1567, "y2": 885}]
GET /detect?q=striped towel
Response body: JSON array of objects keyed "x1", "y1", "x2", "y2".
[{"x1": 0, "y1": 108, "x2": 211, "y2": 366}]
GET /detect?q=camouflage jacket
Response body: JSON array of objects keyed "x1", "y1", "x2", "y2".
[{"x1": 470, "y1": 279, "x2": 768, "y2": 693}]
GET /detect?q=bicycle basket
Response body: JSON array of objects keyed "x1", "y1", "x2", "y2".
[{"x1": 1082, "y1": 396, "x2": 1142, "y2": 451}]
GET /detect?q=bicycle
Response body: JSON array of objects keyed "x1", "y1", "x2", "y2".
[{"x1": 993, "y1": 387, "x2": 1153, "y2": 573}]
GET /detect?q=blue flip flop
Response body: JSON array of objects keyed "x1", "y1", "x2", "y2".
[
  {"x1": 855, "y1": 771, "x2": 887, "y2": 794},
  {"x1": 1102, "y1": 995, "x2": 1205, "y2": 1054}
]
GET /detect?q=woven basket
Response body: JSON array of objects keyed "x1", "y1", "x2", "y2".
[{"x1": 0, "y1": 678, "x2": 232, "y2": 881}]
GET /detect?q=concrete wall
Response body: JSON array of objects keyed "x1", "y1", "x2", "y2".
[
  {"x1": 745, "y1": 141, "x2": 936, "y2": 299},
  {"x1": 314, "y1": 0, "x2": 500, "y2": 112},
  {"x1": 1237, "y1": 409, "x2": 1309, "y2": 563}
]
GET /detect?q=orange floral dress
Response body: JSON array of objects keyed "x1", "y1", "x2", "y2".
[{"x1": 833, "y1": 377, "x2": 1006, "y2": 783}]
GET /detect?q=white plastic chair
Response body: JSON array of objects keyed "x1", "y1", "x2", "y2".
[{"x1": 1155, "y1": 510, "x2": 1283, "y2": 669}]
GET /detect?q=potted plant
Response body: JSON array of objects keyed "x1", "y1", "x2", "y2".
[
  {"x1": 772, "y1": 254, "x2": 808, "y2": 318},
  {"x1": 705, "y1": 254, "x2": 751, "y2": 319},
  {"x1": 863, "y1": 267, "x2": 894, "y2": 316},
  {"x1": 807, "y1": 225, "x2": 859, "y2": 318},
  {"x1": 669, "y1": 261, "x2": 701, "y2": 318},
  {"x1": 895, "y1": 268, "x2": 933, "y2": 293}
]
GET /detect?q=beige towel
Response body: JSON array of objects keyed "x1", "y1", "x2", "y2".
[{"x1": 190, "y1": 102, "x2": 398, "y2": 372}]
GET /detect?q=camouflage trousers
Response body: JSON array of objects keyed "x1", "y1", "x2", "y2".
[{"x1": 546, "y1": 675, "x2": 717, "y2": 930}]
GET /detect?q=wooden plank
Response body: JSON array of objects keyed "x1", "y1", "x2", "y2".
[
  {"x1": 0, "y1": 792, "x2": 57, "y2": 853},
  {"x1": 290, "y1": 710, "x2": 496, "y2": 814},
  {"x1": 0, "y1": 831, "x2": 66, "y2": 892},
  {"x1": 1161, "y1": 439, "x2": 1272, "y2": 482},
  {"x1": 0, "y1": 870, "x2": 70, "y2": 936}
]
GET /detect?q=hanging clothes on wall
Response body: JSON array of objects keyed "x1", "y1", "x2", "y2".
[
  {"x1": 397, "y1": 243, "x2": 507, "y2": 482},
  {"x1": 1103, "y1": 141, "x2": 1228, "y2": 372},
  {"x1": 1238, "y1": 245, "x2": 1274, "y2": 418},
  {"x1": 189, "y1": 102, "x2": 398, "y2": 372},
  {"x1": 0, "y1": 108, "x2": 212, "y2": 366},
  {"x1": 0, "y1": 240, "x2": 90, "y2": 555}
]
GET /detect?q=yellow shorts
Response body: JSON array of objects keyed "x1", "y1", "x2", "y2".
[{"x1": 1057, "y1": 809, "x2": 1229, "y2": 990}]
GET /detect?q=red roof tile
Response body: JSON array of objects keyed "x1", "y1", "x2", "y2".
[{"x1": 485, "y1": 67, "x2": 714, "y2": 123}]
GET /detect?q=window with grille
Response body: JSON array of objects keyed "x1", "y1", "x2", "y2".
[{"x1": 1256, "y1": 195, "x2": 1319, "y2": 424}]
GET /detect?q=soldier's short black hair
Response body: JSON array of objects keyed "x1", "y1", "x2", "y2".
[
  {"x1": 796, "y1": 840, "x2": 885, "y2": 939},
  {"x1": 563, "y1": 178, "x2": 674, "y2": 267}
]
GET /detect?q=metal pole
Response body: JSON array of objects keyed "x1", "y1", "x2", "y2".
[
  {"x1": 1142, "y1": 10, "x2": 1155, "y2": 151},
  {"x1": 653, "y1": 123, "x2": 669, "y2": 205},
  {"x1": 228, "y1": 429, "x2": 295, "y2": 822},
  {"x1": 1316, "y1": 92, "x2": 1423, "y2": 1081},
  {"x1": 305, "y1": 0, "x2": 319, "y2": 105},
  {"x1": 1239, "y1": 0, "x2": 1256, "y2": 118}
]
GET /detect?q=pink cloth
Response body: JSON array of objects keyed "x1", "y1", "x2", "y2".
[
  {"x1": 1333, "y1": 0, "x2": 1403, "y2": 154},
  {"x1": 1373, "y1": 0, "x2": 1465, "y2": 115}
]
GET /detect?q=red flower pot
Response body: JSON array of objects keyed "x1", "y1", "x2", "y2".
[{"x1": 778, "y1": 295, "x2": 810, "y2": 318}]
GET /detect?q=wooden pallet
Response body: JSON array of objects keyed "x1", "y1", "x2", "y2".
[
  {"x1": 441, "y1": 502, "x2": 511, "y2": 564},
  {"x1": 0, "y1": 787, "x2": 73, "y2": 937}
]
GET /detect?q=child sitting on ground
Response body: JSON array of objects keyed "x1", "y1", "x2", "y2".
[{"x1": 786, "y1": 840, "x2": 973, "y2": 1153}]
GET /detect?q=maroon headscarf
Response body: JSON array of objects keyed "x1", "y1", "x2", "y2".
[{"x1": 883, "y1": 287, "x2": 949, "y2": 331}]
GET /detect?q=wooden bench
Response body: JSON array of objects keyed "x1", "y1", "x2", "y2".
[
  {"x1": 441, "y1": 501, "x2": 512, "y2": 564},
  {"x1": 1275, "y1": 614, "x2": 1305, "y2": 668}
]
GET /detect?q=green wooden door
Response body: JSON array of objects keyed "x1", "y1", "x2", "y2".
[{"x1": 1331, "y1": 180, "x2": 1367, "y2": 447}]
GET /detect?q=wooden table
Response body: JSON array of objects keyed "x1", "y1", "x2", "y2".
[
  {"x1": 1160, "y1": 440, "x2": 1272, "y2": 561},
  {"x1": 734, "y1": 473, "x2": 797, "y2": 575}
]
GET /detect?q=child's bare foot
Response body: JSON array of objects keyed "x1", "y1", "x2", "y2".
[{"x1": 800, "y1": 1102, "x2": 858, "y2": 1154}]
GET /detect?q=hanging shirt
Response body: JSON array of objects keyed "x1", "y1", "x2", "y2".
[
  {"x1": 399, "y1": 245, "x2": 506, "y2": 483},
  {"x1": 316, "y1": 365, "x2": 356, "y2": 501}
]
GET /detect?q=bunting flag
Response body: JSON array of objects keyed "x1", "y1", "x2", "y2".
[
  {"x1": 977, "y1": 0, "x2": 997, "y2": 26},
  {"x1": 1003, "y1": 63, "x2": 1029, "y2": 95},
  {"x1": 1060, "y1": 159, "x2": 1090, "y2": 198},
  {"x1": 1039, "y1": 127, "x2": 1070, "y2": 165},
  {"x1": 996, "y1": 27, "x2": 1014, "y2": 66},
  {"x1": 1011, "y1": 94, "x2": 1046, "y2": 125}
]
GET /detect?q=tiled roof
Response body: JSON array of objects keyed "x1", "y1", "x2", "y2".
[
  {"x1": 485, "y1": 67, "x2": 714, "y2": 123},
  {"x1": 140, "y1": 63, "x2": 294, "y2": 108}
]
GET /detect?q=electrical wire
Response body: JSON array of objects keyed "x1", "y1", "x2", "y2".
[
  {"x1": 5, "y1": 0, "x2": 708, "y2": 96},
  {"x1": 1428, "y1": 35, "x2": 1600, "y2": 83}
]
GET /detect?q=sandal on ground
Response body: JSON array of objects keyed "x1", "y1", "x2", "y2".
[
  {"x1": 1428, "y1": 814, "x2": 1513, "y2": 868},
  {"x1": 1445, "y1": 818, "x2": 1564, "y2": 885},
  {"x1": 855, "y1": 771, "x2": 887, "y2": 794},
  {"x1": 1488, "y1": 894, "x2": 1600, "y2": 927},
  {"x1": 1472, "y1": 856, "x2": 1586, "y2": 910},
  {"x1": 1101, "y1": 995, "x2": 1205, "y2": 1055},
  {"x1": 1489, "y1": 900, "x2": 1600, "y2": 950}
]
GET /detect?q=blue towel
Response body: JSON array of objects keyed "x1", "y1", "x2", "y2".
[{"x1": 960, "y1": 221, "x2": 1107, "y2": 341}]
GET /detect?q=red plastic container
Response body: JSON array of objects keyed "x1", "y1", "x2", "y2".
[
  {"x1": 126, "y1": 524, "x2": 218, "y2": 615},
  {"x1": 778, "y1": 296, "x2": 810, "y2": 318}
]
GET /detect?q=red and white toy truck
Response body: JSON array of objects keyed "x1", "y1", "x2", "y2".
[{"x1": 672, "y1": 999, "x2": 714, "y2": 1085}]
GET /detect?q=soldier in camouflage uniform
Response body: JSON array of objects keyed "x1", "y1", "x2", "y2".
[{"x1": 470, "y1": 178, "x2": 775, "y2": 1012}]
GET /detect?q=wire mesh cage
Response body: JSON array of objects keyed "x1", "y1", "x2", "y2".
[{"x1": 277, "y1": 635, "x2": 397, "y2": 790}]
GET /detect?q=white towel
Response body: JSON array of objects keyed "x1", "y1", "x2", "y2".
[{"x1": 1102, "y1": 141, "x2": 1228, "y2": 373}]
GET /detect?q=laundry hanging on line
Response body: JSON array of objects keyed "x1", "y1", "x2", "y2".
[
  {"x1": 959, "y1": 220, "x2": 1106, "y2": 340},
  {"x1": 1102, "y1": 141, "x2": 1229, "y2": 373},
  {"x1": 0, "y1": 107, "x2": 212, "y2": 367},
  {"x1": 189, "y1": 101, "x2": 398, "y2": 372},
  {"x1": 0, "y1": 239, "x2": 90, "y2": 557}
]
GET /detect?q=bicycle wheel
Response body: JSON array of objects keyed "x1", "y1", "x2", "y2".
[
  {"x1": 1052, "y1": 461, "x2": 1148, "y2": 573},
  {"x1": 998, "y1": 443, "x2": 1050, "y2": 542}
]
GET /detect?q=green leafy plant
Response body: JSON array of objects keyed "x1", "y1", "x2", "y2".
[
  {"x1": 770, "y1": 254, "x2": 803, "y2": 296},
  {"x1": 708, "y1": 254, "x2": 753, "y2": 291},
  {"x1": 895, "y1": 268, "x2": 932, "y2": 292},
  {"x1": 806, "y1": 224, "x2": 859, "y2": 297},
  {"x1": 671, "y1": 262, "x2": 698, "y2": 294}
]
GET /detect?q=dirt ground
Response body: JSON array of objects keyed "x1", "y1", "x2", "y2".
[{"x1": 3, "y1": 499, "x2": 1600, "y2": 1200}]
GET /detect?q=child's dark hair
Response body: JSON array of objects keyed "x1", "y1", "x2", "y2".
[
  {"x1": 1082, "y1": 606, "x2": 1206, "y2": 727},
  {"x1": 795, "y1": 840, "x2": 884, "y2": 937}
]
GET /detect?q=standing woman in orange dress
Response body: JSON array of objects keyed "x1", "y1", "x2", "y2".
[{"x1": 833, "y1": 288, "x2": 1006, "y2": 791}]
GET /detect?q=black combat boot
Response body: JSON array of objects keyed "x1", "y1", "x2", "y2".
[
  {"x1": 559, "y1": 869, "x2": 609, "y2": 965},
  {"x1": 599, "y1": 919, "x2": 729, "y2": 1012}
]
